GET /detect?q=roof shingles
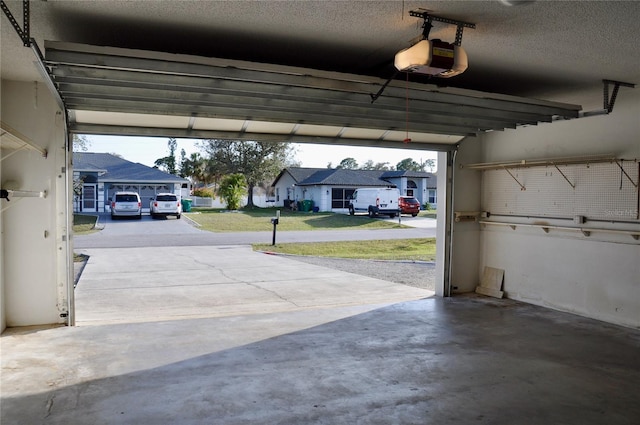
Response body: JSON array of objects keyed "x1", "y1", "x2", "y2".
[
  {"x1": 276, "y1": 167, "x2": 434, "y2": 187},
  {"x1": 74, "y1": 152, "x2": 187, "y2": 183}
]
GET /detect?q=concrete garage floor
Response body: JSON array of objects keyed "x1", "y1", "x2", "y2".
[{"x1": 2, "y1": 246, "x2": 640, "y2": 424}]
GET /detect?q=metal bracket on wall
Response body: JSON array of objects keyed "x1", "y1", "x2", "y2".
[
  {"x1": 503, "y1": 167, "x2": 526, "y2": 191},
  {"x1": 551, "y1": 162, "x2": 575, "y2": 189},
  {"x1": 603, "y1": 79, "x2": 636, "y2": 114},
  {"x1": 614, "y1": 159, "x2": 639, "y2": 188},
  {"x1": 1, "y1": 121, "x2": 48, "y2": 160}
]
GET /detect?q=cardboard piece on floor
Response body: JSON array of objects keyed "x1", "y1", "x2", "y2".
[{"x1": 475, "y1": 267, "x2": 505, "y2": 299}]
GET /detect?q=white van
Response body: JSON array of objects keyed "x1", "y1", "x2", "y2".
[
  {"x1": 348, "y1": 187, "x2": 400, "y2": 218},
  {"x1": 110, "y1": 191, "x2": 142, "y2": 219}
]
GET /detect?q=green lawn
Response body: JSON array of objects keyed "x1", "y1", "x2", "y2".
[
  {"x1": 73, "y1": 208, "x2": 437, "y2": 261},
  {"x1": 253, "y1": 238, "x2": 436, "y2": 261},
  {"x1": 186, "y1": 207, "x2": 411, "y2": 232},
  {"x1": 73, "y1": 214, "x2": 99, "y2": 235}
]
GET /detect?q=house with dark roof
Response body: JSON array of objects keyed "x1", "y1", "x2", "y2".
[
  {"x1": 73, "y1": 152, "x2": 189, "y2": 213},
  {"x1": 272, "y1": 167, "x2": 436, "y2": 212}
]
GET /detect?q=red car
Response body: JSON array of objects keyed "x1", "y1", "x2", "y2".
[{"x1": 398, "y1": 196, "x2": 421, "y2": 217}]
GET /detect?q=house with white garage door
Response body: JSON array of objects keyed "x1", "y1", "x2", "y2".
[
  {"x1": 272, "y1": 167, "x2": 436, "y2": 212},
  {"x1": 73, "y1": 152, "x2": 189, "y2": 213}
]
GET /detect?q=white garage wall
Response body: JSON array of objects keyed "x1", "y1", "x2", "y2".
[
  {"x1": 1, "y1": 80, "x2": 69, "y2": 329},
  {"x1": 449, "y1": 141, "x2": 483, "y2": 294},
  {"x1": 475, "y1": 90, "x2": 640, "y2": 327}
]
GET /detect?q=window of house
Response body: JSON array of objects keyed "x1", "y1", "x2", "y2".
[
  {"x1": 428, "y1": 189, "x2": 437, "y2": 205},
  {"x1": 331, "y1": 188, "x2": 355, "y2": 209}
]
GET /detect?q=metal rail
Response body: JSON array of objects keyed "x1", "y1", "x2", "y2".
[{"x1": 479, "y1": 220, "x2": 640, "y2": 241}]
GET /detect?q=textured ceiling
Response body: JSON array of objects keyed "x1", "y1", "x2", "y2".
[
  {"x1": 1, "y1": 0, "x2": 637, "y2": 146},
  {"x1": 2, "y1": 0, "x2": 638, "y2": 107}
]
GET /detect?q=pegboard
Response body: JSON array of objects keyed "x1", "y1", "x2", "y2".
[{"x1": 482, "y1": 160, "x2": 639, "y2": 221}]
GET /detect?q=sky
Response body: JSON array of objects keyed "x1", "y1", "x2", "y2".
[{"x1": 82, "y1": 135, "x2": 438, "y2": 171}]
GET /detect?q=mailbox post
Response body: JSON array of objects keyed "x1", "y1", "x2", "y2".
[{"x1": 271, "y1": 210, "x2": 280, "y2": 245}]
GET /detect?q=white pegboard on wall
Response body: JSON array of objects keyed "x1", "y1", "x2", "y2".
[{"x1": 481, "y1": 160, "x2": 639, "y2": 221}]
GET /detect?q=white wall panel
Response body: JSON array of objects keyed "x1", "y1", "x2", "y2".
[
  {"x1": 482, "y1": 161, "x2": 638, "y2": 220},
  {"x1": 476, "y1": 90, "x2": 640, "y2": 327},
  {"x1": 481, "y1": 228, "x2": 640, "y2": 327},
  {"x1": 1, "y1": 80, "x2": 68, "y2": 328}
]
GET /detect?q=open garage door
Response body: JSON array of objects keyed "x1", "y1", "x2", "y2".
[
  {"x1": 44, "y1": 41, "x2": 582, "y2": 319},
  {"x1": 45, "y1": 41, "x2": 580, "y2": 151}
]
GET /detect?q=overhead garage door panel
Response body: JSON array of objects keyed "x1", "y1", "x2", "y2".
[{"x1": 45, "y1": 41, "x2": 581, "y2": 151}]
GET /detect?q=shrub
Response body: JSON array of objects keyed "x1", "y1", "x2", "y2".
[
  {"x1": 192, "y1": 188, "x2": 214, "y2": 198},
  {"x1": 219, "y1": 174, "x2": 247, "y2": 210}
]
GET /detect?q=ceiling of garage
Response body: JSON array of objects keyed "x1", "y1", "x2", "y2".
[{"x1": 1, "y1": 1, "x2": 638, "y2": 151}]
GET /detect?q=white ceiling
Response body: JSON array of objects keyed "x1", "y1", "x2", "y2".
[{"x1": 1, "y1": 0, "x2": 638, "y2": 150}]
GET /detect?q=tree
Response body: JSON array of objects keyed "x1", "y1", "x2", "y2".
[
  {"x1": 422, "y1": 158, "x2": 436, "y2": 172},
  {"x1": 72, "y1": 134, "x2": 91, "y2": 151},
  {"x1": 153, "y1": 138, "x2": 178, "y2": 175},
  {"x1": 336, "y1": 157, "x2": 358, "y2": 169},
  {"x1": 218, "y1": 173, "x2": 247, "y2": 210},
  {"x1": 179, "y1": 149, "x2": 188, "y2": 178},
  {"x1": 361, "y1": 160, "x2": 392, "y2": 170},
  {"x1": 396, "y1": 158, "x2": 422, "y2": 172},
  {"x1": 360, "y1": 160, "x2": 375, "y2": 170},
  {"x1": 201, "y1": 139, "x2": 295, "y2": 207}
]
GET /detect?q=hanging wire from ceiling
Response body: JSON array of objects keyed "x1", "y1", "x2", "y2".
[{"x1": 404, "y1": 72, "x2": 411, "y2": 144}]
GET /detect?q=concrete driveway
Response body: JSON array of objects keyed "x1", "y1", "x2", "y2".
[
  {"x1": 75, "y1": 245, "x2": 433, "y2": 325},
  {"x1": 5, "y1": 217, "x2": 639, "y2": 424},
  {"x1": 74, "y1": 212, "x2": 435, "y2": 325}
]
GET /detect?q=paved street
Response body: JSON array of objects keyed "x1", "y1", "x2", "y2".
[{"x1": 74, "y1": 213, "x2": 437, "y2": 248}]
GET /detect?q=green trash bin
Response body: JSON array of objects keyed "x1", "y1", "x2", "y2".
[
  {"x1": 181, "y1": 198, "x2": 192, "y2": 212},
  {"x1": 302, "y1": 199, "x2": 313, "y2": 212}
]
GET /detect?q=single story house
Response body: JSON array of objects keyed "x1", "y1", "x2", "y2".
[
  {"x1": 272, "y1": 167, "x2": 436, "y2": 212},
  {"x1": 73, "y1": 152, "x2": 189, "y2": 213}
]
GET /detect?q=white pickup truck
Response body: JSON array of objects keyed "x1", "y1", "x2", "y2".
[{"x1": 348, "y1": 187, "x2": 400, "y2": 218}]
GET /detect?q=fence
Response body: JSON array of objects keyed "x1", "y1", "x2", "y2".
[{"x1": 189, "y1": 194, "x2": 276, "y2": 209}]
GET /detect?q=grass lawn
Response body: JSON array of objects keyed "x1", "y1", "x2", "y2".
[
  {"x1": 186, "y1": 207, "x2": 411, "y2": 232},
  {"x1": 72, "y1": 208, "x2": 437, "y2": 261},
  {"x1": 73, "y1": 214, "x2": 99, "y2": 235},
  {"x1": 253, "y1": 238, "x2": 436, "y2": 261}
]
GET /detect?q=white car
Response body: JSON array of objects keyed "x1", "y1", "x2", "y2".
[
  {"x1": 150, "y1": 193, "x2": 182, "y2": 219},
  {"x1": 110, "y1": 191, "x2": 142, "y2": 219}
]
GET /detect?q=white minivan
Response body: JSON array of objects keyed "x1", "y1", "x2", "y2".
[
  {"x1": 348, "y1": 187, "x2": 400, "y2": 218},
  {"x1": 110, "y1": 191, "x2": 142, "y2": 219}
]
